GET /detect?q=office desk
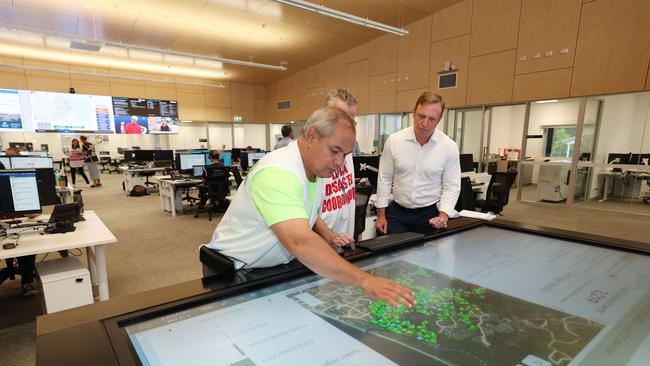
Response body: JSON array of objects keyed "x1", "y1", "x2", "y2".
[
  {"x1": 598, "y1": 170, "x2": 650, "y2": 202},
  {"x1": 0, "y1": 211, "x2": 117, "y2": 301},
  {"x1": 119, "y1": 166, "x2": 166, "y2": 194},
  {"x1": 154, "y1": 177, "x2": 203, "y2": 217}
]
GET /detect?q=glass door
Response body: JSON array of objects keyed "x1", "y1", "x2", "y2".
[{"x1": 451, "y1": 108, "x2": 485, "y2": 171}]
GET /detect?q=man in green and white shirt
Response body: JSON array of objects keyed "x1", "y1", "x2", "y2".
[{"x1": 205, "y1": 107, "x2": 415, "y2": 308}]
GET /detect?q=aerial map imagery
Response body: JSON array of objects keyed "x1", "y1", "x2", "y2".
[{"x1": 288, "y1": 260, "x2": 604, "y2": 366}]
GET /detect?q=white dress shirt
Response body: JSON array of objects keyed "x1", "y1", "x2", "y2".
[{"x1": 376, "y1": 126, "x2": 461, "y2": 215}]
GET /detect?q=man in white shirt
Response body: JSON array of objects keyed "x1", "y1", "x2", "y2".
[
  {"x1": 273, "y1": 125, "x2": 294, "y2": 150},
  {"x1": 374, "y1": 92, "x2": 460, "y2": 234},
  {"x1": 320, "y1": 89, "x2": 357, "y2": 244}
]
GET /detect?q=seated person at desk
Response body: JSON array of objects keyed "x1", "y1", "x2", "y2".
[
  {"x1": 204, "y1": 107, "x2": 415, "y2": 308},
  {"x1": 374, "y1": 92, "x2": 460, "y2": 234},
  {"x1": 197, "y1": 150, "x2": 226, "y2": 209},
  {"x1": 0, "y1": 147, "x2": 37, "y2": 296}
]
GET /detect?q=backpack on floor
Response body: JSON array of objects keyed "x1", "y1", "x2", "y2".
[{"x1": 129, "y1": 185, "x2": 149, "y2": 197}]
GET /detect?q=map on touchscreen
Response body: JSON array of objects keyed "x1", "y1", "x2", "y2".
[{"x1": 288, "y1": 260, "x2": 603, "y2": 366}]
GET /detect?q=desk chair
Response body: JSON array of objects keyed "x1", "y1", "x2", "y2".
[
  {"x1": 476, "y1": 172, "x2": 517, "y2": 214},
  {"x1": 454, "y1": 176, "x2": 477, "y2": 212},
  {"x1": 99, "y1": 156, "x2": 112, "y2": 173},
  {"x1": 354, "y1": 192, "x2": 371, "y2": 241},
  {"x1": 195, "y1": 166, "x2": 231, "y2": 221},
  {"x1": 139, "y1": 170, "x2": 158, "y2": 189}
]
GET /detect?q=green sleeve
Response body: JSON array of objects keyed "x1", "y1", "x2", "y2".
[{"x1": 250, "y1": 168, "x2": 310, "y2": 227}]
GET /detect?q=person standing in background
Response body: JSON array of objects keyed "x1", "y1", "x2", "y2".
[
  {"x1": 273, "y1": 125, "x2": 294, "y2": 150},
  {"x1": 80, "y1": 135, "x2": 102, "y2": 187},
  {"x1": 320, "y1": 88, "x2": 358, "y2": 244},
  {"x1": 63, "y1": 138, "x2": 90, "y2": 186}
]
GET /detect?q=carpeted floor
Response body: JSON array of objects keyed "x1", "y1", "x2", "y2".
[{"x1": 1, "y1": 174, "x2": 650, "y2": 366}]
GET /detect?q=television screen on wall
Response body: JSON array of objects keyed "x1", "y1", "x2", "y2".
[
  {"x1": 26, "y1": 90, "x2": 115, "y2": 133},
  {"x1": 112, "y1": 97, "x2": 179, "y2": 134},
  {"x1": 0, "y1": 89, "x2": 32, "y2": 132}
]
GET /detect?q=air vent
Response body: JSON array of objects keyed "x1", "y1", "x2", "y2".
[
  {"x1": 69, "y1": 41, "x2": 103, "y2": 52},
  {"x1": 438, "y1": 72, "x2": 457, "y2": 89},
  {"x1": 276, "y1": 100, "x2": 291, "y2": 110}
]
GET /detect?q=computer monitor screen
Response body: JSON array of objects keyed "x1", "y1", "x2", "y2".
[
  {"x1": 247, "y1": 152, "x2": 266, "y2": 167},
  {"x1": 219, "y1": 151, "x2": 232, "y2": 167},
  {"x1": 9, "y1": 156, "x2": 53, "y2": 169},
  {"x1": 0, "y1": 170, "x2": 41, "y2": 215},
  {"x1": 26, "y1": 90, "x2": 115, "y2": 133},
  {"x1": 353, "y1": 155, "x2": 380, "y2": 187},
  {"x1": 231, "y1": 148, "x2": 242, "y2": 161},
  {"x1": 607, "y1": 153, "x2": 630, "y2": 165},
  {"x1": 154, "y1": 150, "x2": 174, "y2": 162},
  {"x1": 629, "y1": 153, "x2": 650, "y2": 165},
  {"x1": 192, "y1": 165, "x2": 204, "y2": 178},
  {"x1": 134, "y1": 150, "x2": 155, "y2": 162},
  {"x1": 178, "y1": 153, "x2": 208, "y2": 171},
  {"x1": 35, "y1": 168, "x2": 59, "y2": 206},
  {"x1": 0, "y1": 156, "x2": 10, "y2": 168},
  {"x1": 48, "y1": 203, "x2": 80, "y2": 224},
  {"x1": 459, "y1": 153, "x2": 474, "y2": 173},
  {"x1": 121, "y1": 225, "x2": 650, "y2": 366}
]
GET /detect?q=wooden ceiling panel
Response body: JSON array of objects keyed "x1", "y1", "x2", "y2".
[{"x1": 1, "y1": 0, "x2": 462, "y2": 84}]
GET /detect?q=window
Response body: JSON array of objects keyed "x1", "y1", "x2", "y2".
[{"x1": 543, "y1": 126, "x2": 576, "y2": 157}]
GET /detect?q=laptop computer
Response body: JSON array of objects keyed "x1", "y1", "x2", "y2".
[{"x1": 356, "y1": 232, "x2": 425, "y2": 252}]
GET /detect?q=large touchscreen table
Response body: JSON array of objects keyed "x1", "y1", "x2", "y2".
[{"x1": 124, "y1": 227, "x2": 650, "y2": 366}]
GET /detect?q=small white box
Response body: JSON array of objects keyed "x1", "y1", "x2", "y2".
[{"x1": 36, "y1": 257, "x2": 94, "y2": 313}]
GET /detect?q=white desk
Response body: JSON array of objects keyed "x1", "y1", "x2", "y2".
[
  {"x1": 119, "y1": 166, "x2": 166, "y2": 194},
  {"x1": 0, "y1": 211, "x2": 117, "y2": 301},
  {"x1": 154, "y1": 177, "x2": 203, "y2": 217}
]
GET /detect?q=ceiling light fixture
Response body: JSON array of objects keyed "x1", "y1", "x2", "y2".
[
  {"x1": 0, "y1": 24, "x2": 288, "y2": 72},
  {"x1": 535, "y1": 99, "x2": 559, "y2": 104},
  {"x1": 272, "y1": 0, "x2": 409, "y2": 36}
]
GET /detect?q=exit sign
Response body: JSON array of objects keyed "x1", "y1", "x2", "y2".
[{"x1": 233, "y1": 115, "x2": 243, "y2": 122}]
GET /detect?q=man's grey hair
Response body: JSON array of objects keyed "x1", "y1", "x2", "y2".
[
  {"x1": 300, "y1": 106, "x2": 356, "y2": 138},
  {"x1": 324, "y1": 88, "x2": 357, "y2": 108}
]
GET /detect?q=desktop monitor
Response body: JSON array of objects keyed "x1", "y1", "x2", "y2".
[
  {"x1": 0, "y1": 156, "x2": 10, "y2": 168},
  {"x1": 134, "y1": 150, "x2": 155, "y2": 162},
  {"x1": 35, "y1": 168, "x2": 59, "y2": 206},
  {"x1": 231, "y1": 148, "x2": 242, "y2": 161},
  {"x1": 219, "y1": 151, "x2": 232, "y2": 167},
  {"x1": 247, "y1": 152, "x2": 266, "y2": 168},
  {"x1": 459, "y1": 153, "x2": 474, "y2": 173},
  {"x1": 192, "y1": 165, "x2": 205, "y2": 178},
  {"x1": 0, "y1": 170, "x2": 42, "y2": 215},
  {"x1": 353, "y1": 155, "x2": 380, "y2": 188},
  {"x1": 607, "y1": 153, "x2": 630, "y2": 165},
  {"x1": 177, "y1": 153, "x2": 208, "y2": 171},
  {"x1": 9, "y1": 156, "x2": 53, "y2": 169},
  {"x1": 630, "y1": 153, "x2": 650, "y2": 165},
  {"x1": 154, "y1": 150, "x2": 174, "y2": 162}
]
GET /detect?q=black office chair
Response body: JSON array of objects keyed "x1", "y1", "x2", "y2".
[
  {"x1": 454, "y1": 176, "x2": 477, "y2": 212},
  {"x1": 139, "y1": 170, "x2": 158, "y2": 189},
  {"x1": 195, "y1": 166, "x2": 231, "y2": 221},
  {"x1": 476, "y1": 172, "x2": 517, "y2": 214},
  {"x1": 354, "y1": 193, "x2": 371, "y2": 241},
  {"x1": 231, "y1": 166, "x2": 243, "y2": 188},
  {"x1": 99, "y1": 156, "x2": 112, "y2": 173}
]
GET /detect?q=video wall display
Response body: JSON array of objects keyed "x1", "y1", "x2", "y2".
[
  {"x1": 123, "y1": 227, "x2": 650, "y2": 366},
  {"x1": 27, "y1": 91, "x2": 115, "y2": 133},
  {"x1": 112, "y1": 97, "x2": 180, "y2": 134},
  {"x1": 0, "y1": 89, "x2": 31, "y2": 132}
]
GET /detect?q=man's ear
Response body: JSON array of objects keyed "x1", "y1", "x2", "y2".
[{"x1": 304, "y1": 127, "x2": 318, "y2": 144}]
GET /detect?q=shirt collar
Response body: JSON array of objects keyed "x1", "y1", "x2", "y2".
[{"x1": 406, "y1": 126, "x2": 439, "y2": 145}]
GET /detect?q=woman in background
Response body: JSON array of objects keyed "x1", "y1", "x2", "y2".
[
  {"x1": 80, "y1": 135, "x2": 101, "y2": 187},
  {"x1": 63, "y1": 138, "x2": 90, "y2": 186}
]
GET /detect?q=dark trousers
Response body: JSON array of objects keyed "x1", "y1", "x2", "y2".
[
  {"x1": 70, "y1": 167, "x2": 89, "y2": 185},
  {"x1": 385, "y1": 201, "x2": 440, "y2": 235},
  {"x1": 2, "y1": 255, "x2": 36, "y2": 285}
]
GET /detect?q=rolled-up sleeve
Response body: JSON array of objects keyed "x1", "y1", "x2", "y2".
[
  {"x1": 375, "y1": 137, "x2": 394, "y2": 208},
  {"x1": 438, "y1": 144, "x2": 461, "y2": 215}
]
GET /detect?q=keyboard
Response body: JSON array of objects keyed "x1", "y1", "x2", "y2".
[{"x1": 356, "y1": 232, "x2": 425, "y2": 252}]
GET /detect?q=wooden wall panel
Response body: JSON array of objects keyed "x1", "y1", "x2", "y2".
[
  {"x1": 345, "y1": 60, "x2": 369, "y2": 115},
  {"x1": 254, "y1": 85, "x2": 266, "y2": 99},
  {"x1": 176, "y1": 90, "x2": 206, "y2": 121},
  {"x1": 369, "y1": 34, "x2": 399, "y2": 76},
  {"x1": 466, "y1": 50, "x2": 516, "y2": 105},
  {"x1": 429, "y1": 34, "x2": 470, "y2": 107},
  {"x1": 0, "y1": 69, "x2": 28, "y2": 89},
  {"x1": 204, "y1": 84, "x2": 231, "y2": 109},
  {"x1": 230, "y1": 83, "x2": 255, "y2": 122},
  {"x1": 431, "y1": 0, "x2": 472, "y2": 42},
  {"x1": 369, "y1": 73, "x2": 397, "y2": 113},
  {"x1": 143, "y1": 81, "x2": 177, "y2": 100},
  {"x1": 254, "y1": 98, "x2": 267, "y2": 122},
  {"x1": 516, "y1": 0, "x2": 581, "y2": 74},
  {"x1": 69, "y1": 75, "x2": 111, "y2": 96},
  {"x1": 109, "y1": 79, "x2": 145, "y2": 98},
  {"x1": 205, "y1": 107, "x2": 231, "y2": 121},
  {"x1": 513, "y1": 68, "x2": 572, "y2": 101},
  {"x1": 265, "y1": 82, "x2": 278, "y2": 97},
  {"x1": 325, "y1": 53, "x2": 346, "y2": 90},
  {"x1": 571, "y1": 0, "x2": 650, "y2": 96},
  {"x1": 395, "y1": 88, "x2": 429, "y2": 112},
  {"x1": 397, "y1": 16, "x2": 432, "y2": 91},
  {"x1": 646, "y1": 63, "x2": 650, "y2": 90},
  {"x1": 344, "y1": 43, "x2": 369, "y2": 64},
  {"x1": 23, "y1": 60, "x2": 71, "y2": 92},
  {"x1": 470, "y1": 0, "x2": 521, "y2": 57},
  {"x1": 303, "y1": 62, "x2": 325, "y2": 89}
]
